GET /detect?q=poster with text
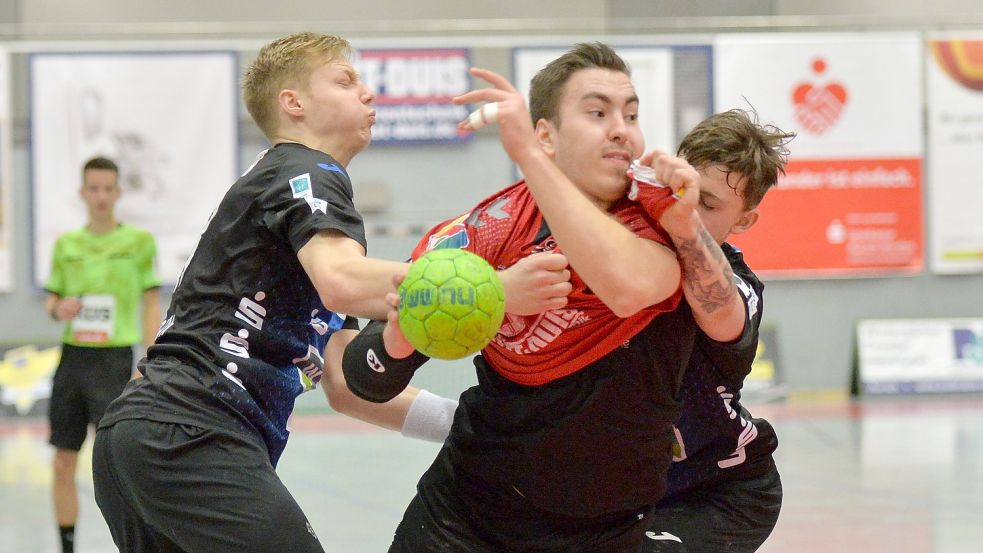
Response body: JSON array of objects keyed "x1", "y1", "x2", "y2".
[
  {"x1": 926, "y1": 36, "x2": 983, "y2": 274},
  {"x1": 30, "y1": 51, "x2": 238, "y2": 288},
  {"x1": 0, "y1": 49, "x2": 12, "y2": 292},
  {"x1": 354, "y1": 48, "x2": 472, "y2": 145},
  {"x1": 858, "y1": 318, "x2": 983, "y2": 394},
  {"x1": 715, "y1": 33, "x2": 924, "y2": 278}
]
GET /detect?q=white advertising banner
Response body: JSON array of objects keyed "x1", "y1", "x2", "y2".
[
  {"x1": 714, "y1": 33, "x2": 925, "y2": 277},
  {"x1": 513, "y1": 47, "x2": 676, "y2": 154},
  {"x1": 355, "y1": 48, "x2": 472, "y2": 145},
  {"x1": 30, "y1": 51, "x2": 238, "y2": 287},
  {"x1": 0, "y1": 48, "x2": 12, "y2": 292},
  {"x1": 857, "y1": 318, "x2": 983, "y2": 394},
  {"x1": 926, "y1": 36, "x2": 983, "y2": 274}
]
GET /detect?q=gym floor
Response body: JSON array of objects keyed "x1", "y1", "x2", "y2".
[{"x1": 2, "y1": 393, "x2": 981, "y2": 553}]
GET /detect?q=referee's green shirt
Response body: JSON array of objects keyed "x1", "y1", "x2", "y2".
[{"x1": 45, "y1": 224, "x2": 161, "y2": 347}]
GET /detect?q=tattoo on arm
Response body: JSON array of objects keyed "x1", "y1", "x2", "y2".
[{"x1": 673, "y1": 229, "x2": 736, "y2": 314}]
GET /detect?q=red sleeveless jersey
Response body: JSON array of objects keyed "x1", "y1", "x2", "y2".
[{"x1": 410, "y1": 180, "x2": 682, "y2": 385}]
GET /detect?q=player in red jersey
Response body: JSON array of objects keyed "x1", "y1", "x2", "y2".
[{"x1": 343, "y1": 43, "x2": 731, "y2": 553}]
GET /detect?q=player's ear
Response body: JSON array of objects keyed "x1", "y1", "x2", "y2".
[
  {"x1": 535, "y1": 119, "x2": 556, "y2": 157},
  {"x1": 278, "y1": 88, "x2": 304, "y2": 117},
  {"x1": 729, "y1": 209, "x2": 759, "y2": 235}
]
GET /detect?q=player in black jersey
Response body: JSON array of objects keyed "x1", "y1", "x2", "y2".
[
  {"x1": 638, "y1": 109, "x2": 794, "y2": 553},
  {"x1": 90, "y1": 32, "x2": 570, "y2": 553}
]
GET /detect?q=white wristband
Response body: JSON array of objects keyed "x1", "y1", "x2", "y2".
[{"x1": 400, "y1": 389, "x2": 458, "y2": 443}]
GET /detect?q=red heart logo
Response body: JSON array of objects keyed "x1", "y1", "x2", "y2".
[{"x1": 792, "y1": 82, "x2": 847, "y2": 134}]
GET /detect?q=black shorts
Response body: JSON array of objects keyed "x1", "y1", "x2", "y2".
[
  {"x1": 48, "y1": 344, "x2": 133, "y2": 450},
  {"x1": 390, "y1": 459, "x2": 654, "y2": 553},
  {"x1": 92, "y1": 419, "x2": 324, "y2": 553},
  {"x1": 638, "y1": 460, "x2": 782, "y2": 553}
]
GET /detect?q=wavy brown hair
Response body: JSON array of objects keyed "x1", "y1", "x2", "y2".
[{"x1": 677, "y1": 109, "x2": 795, "y2": 209}]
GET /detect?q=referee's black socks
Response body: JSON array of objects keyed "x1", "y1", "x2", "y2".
[{"x1": 59, "y1": 525, "x2": 75, "y2": 553}]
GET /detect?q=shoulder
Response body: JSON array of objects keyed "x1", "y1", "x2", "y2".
[
  {"x1": 52, "y1": 229, "x2": 83, "y2": 249},
  {"x1": 120, "y1": 224, "x2": 155, "y2": 239},
  {"x1": 115, "y1": 224, "x2": 156, "y2": 246},
  {"x1": 261, "y1": 145, "x2": 352, "y2": 197},
  {"x1": 58, "y1": 228, "x2": 86, "y2": 241},
  {"x1": 722, "y1": 243, "x2": 759, "y2": 283}
]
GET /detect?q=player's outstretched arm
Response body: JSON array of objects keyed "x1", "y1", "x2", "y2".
[
  {"x1": 454, "y1": 68, "x2": 680, "y2": 317},
  {"x1": 323, "y1": 328, "x2": 456, "y2": 442},
  {"x1": 340, "y1": 277, "x2": 429, "y2": 402},
  {"x1": 297, "y1": 230, "x2": 406, "y2": 321}
]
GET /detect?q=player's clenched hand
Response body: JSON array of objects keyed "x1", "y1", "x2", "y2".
[
  {"x1": 499, "y1": 252, "x2": 572, "y2": 315},
  {"x1": 641, "y1": 150, "x2": 701, "y2": 238},
  {"x1": 383, "y1": 271, "x2": 417, "y2": 359},
  {"x1": 53, "y1": 297, "x2": 83, "y2": 321}
]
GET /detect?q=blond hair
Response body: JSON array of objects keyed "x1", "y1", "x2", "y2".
[{"x1": 243, "y1": 32, "x2": 352, "y2": 140}]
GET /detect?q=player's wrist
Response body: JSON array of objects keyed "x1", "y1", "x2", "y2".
[
  {"x1": 401, "y1": 389, "x2": 457, "y2": 443},
  {"x1": 666, "y1": 211, "x2": 702, "y2": 242},
  {"x1": 49, "y1": 300, "x2": 61, "y2": 321}
]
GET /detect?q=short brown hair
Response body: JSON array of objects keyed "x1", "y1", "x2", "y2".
[
  {"x1": 528, "y1": 42, "x2": 630, "y2": 126},
  {"x1": 242, "y1": 32, "x2": 352, "y2": 140},
  {"x1": 82, "y1": 156, "x2": 118, "y2": 175},
  {"x1": 677, "y1": 109, "x2": 795, "y2": 209}
]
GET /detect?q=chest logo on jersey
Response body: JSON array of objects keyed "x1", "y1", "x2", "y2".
[
  {"x1": 717, "y1": 385, "x2": 759, "y2": 469},
  {"x1": 218, "y1": 292, "x2": 268, "y2": 359},
  {"x1": 289, "y1": 173, "x2": 327, "y2": 215},
  {"x1": 427, "y1": 213, "x2": 470, "y2": 250},
  {"x1": 495, "y1": 308, "x2": 590, "y2": 354},
  {"x1": 293, "y1": 345, "x2": 325, "y2": 391}
]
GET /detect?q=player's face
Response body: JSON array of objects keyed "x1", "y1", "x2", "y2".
[
  {"x1": 539, "y1": 68, "x2": 643, "y2": 209},
  {"x1": 80, "y1": 168, "x2": 121, "y2": 221},
  {"x1": 302, "y1": 58, "x2": 376, "y2": 161},
  {"x1": 696, "y1": 165, "x2": 759, "y2": 245}
]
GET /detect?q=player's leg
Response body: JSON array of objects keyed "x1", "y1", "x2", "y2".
[
  {"x1": 92, "y1": 427, "x2": 184, "y2": 552},
  {"x1": 48, "y1": 345, "x2": 90, "y2": 553},
  {"x1": 96, "y1": 418, "x2": 325, "y2": 553},
  {"x1": 390, "y1": 468, "x2": 653, "y2": 553},
  {"x1": 81, "y1": 346, "x2": 133, "y2": 427},
  {"x1": 639, "y1": 465, "x2": 782, "y2": 553}
]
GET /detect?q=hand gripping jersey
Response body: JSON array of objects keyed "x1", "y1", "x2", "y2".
[
  {"x1": 99, "y1": 143, "x2": 362, "y2": 465},
  {"x1": 410, "y1": 180, "x2": 683, "y2": 385}
]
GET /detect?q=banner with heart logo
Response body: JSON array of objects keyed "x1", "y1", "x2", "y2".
[
  {"x1": 713, "y1": 33, "x2": 924, "y2": 278},
  {"x1": 926, "y1": 36, "x2": 983, "y2": 274}
]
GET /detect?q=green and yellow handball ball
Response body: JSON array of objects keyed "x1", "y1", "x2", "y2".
[{"x1": 397, "y1": 248, "x2": 506, "y2": 360}]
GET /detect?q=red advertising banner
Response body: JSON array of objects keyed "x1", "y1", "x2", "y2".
[
  {"x1": 731, "y1": 158, "x2": 923, "y2": 276},
  {"x1": 714, "y1": 33, "x2": 924, "y2": 278}
]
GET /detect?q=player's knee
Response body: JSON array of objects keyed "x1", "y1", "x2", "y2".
[{"x1": 53, "y1": 450, "x2": 79, "y2": 478}]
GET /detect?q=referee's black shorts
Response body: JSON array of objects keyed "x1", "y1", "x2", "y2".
[
  {"x1": 48, "y1": 344, "x2": 133, "y2": 450},
  {"x1": 93, "y1": 419, "x2": 325, "y2": 553}
]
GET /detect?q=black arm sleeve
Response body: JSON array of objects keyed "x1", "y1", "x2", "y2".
[{"x1": 342, "y1": 320, "x2": 430, "y2": 403}]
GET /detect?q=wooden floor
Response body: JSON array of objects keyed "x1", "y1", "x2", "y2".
[{"x1": 2, "y1": 394, "x2": 982, "y2": 553}]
